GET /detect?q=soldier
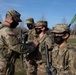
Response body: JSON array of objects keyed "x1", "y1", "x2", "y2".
[
  {"x1": 44, "y1": 21, "x2": 55, "y2": 49},
  {"x1": 34, "y1": 20, "x2": 53, "y2": 75},
  {"x1": 24, "y1": 18, "x2": 38, "y2": 75},
  {"x1": 0, "y1": 9, "x2": 22, "y2": 75},
  {"x1": 0, "y1": 9, "x2": 38, "y2": 75},
  {"x1": 51, "y1": 24, "x2": 76, "y2": 75},
  {"x1": 26, "y1": 18, "x2": 37, "y2": 41}
]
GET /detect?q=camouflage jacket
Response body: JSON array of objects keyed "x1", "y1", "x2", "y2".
[
  {"x1": 52, "y1": 43, "x2": 76, "y2": 75},
  {"x1": 0, "y1": 24, "x2": 21, "y2": 61},
  {"x1": 35, "y1": 33, "x2": 52, "y2": 64},
  {"x1": 25, "y1": 28, "x2": 38, "y2": 60},
  {"x1": 27, "y1": 28, "x2": 37, "y2": 42},
  {"x1": 0, "y1": 24, "x2": 36, "y2": 61}
]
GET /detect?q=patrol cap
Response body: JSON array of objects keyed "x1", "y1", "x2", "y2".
[
  {"x1": 35, "y1": 20, "x2": 47, "y2": 27},
  {"x1": 52, "y1": 24, "x2": 70, "y2": 33},
  {"x1": 44, "y1": 20, "x2": 48, "y2": 27},
  {"x1": 26, "y1": 18, "x2": 34, "y2": 24},
  {"x1": 6, "y1": 9, "x2": 22, "y2": 22}
]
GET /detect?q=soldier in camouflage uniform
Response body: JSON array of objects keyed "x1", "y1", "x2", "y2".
[
  {"x1": 26, "y1": 18, "x2": 37, "y2": 41},
  {"x1": 51, "y1": 24, "x2": 76, "y2": 75},
  {"x1": 34, "y1": 20, "x2": 53, "y2": 75},
  {"x1": 0, "y1": 9, "x2": 38, "y2": 75},
  {"x1": 24, "y1": 18, "x2": 38, "y2": 75},
  {"x1": 0, "y1": 9, "x2": 22, "y2": 75}
]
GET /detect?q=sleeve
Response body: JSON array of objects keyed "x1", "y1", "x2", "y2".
[
  {"x1": 45, "y1": 36, "x2": 53, "y2": 50},
  {"x1": 3, "y1": 28, "x2": 21, "y2": 53},
  {"x1": 6, "y1": 34, "x2": 20, "y2": 52},
  {"x1": 68, "y1": 49, "x2": 76, "y2": 75},
  {"x1": 45, "y1": 36, "x2": 53, "y2": 63}
]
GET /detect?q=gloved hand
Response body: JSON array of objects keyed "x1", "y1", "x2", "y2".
[{"x1": 46, "y1": 67, "x2": 52, "y2": 74}]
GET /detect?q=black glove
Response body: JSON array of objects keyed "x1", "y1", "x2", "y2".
[
  {"x1": 46, "y1": 66, "x2": 52, "y2": 74},
  {"x1": 46, "y1": 65, "x2": 57, "y2": 75}
]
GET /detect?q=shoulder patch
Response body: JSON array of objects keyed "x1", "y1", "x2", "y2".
[{"x1": 8, "y1": 31, "x2": 15, "y2": 36}]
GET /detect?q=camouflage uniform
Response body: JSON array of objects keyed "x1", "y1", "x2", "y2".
[
  {"x1": 51, "y1": 24, "x2": 76, "y2": 75},
  {"x1": 26, "y1": 18, "x2": 37, "y2": 41},
  {"x1": 27, "y1": 29, "x2": 36, "y2": 41},
  {"x1": 0, "y1": 9, "x2": 22, "y2": 75},
  {"x1": 24, "y1": 18, "x2": 37, "y2": 75},
  {"x1": 35, "y1": 21, "x2": 52, "y2": 75},
  {"x1": 0, "y1": 10, "x2": 35, "y2": 75}
]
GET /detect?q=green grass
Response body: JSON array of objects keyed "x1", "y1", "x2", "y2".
[
  {"x1": 68, "y1": 38, "x2": 76, "y2": 46},
  {"x1": 68, "y1": 38, "x2": 76, "y2": 43}
]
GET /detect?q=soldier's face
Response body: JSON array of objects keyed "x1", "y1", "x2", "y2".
[
  {"x1": 35, "y1": 26, "x2": 43, "y2": 35},
  {"x1": 35, "y1": 26, "x2": 43, "y2": 29},
  {"x1": 55, "y1": 33, "x2": 64, "y2": 36},
  {"x1": 54, "y1": 33, "x2": 69, "y2": 39},
  {"x1": 54, "y1": 33, "x2": 65, "y2": 44},
  {"x1": 27, "y1": 23, "x2": 34, "y2": 29},
  {"x1": 54, "y1": 33, "x2": 69, "y2": 44},
  {"x1": 35, "y1": 26, "x2": 45, "y2": 30},
  {"x1": 10, "y1": 20, "x2": 19, "y2": 28}
]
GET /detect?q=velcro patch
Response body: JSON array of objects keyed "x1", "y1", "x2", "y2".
[{"x1": 8, "y1": 31, "x2": 15, "y2": 35}]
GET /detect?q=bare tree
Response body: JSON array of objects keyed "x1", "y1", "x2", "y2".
[
  {"x1": 0, "y1": 14, "x2": 3, "y2": 22},
  {"x1": 61, "y1": 17, "x2": 67, "y2": 24},
  {"x1": 71, "y1": 23, "x2": 76, "y2": 36},
  {"x1": 40, "y1": 15, "x2": 46, "y2": 21},
  {"x1": 18, "y1": 20, "x2": 25, "y2": 28},
  {"x1": 13, "y1": 20, "x2": 27, "y2": 36}
]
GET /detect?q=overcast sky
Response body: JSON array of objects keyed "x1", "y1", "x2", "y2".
[{"x1": 0, "y1": 0, "x2": 76, "y2": 28}]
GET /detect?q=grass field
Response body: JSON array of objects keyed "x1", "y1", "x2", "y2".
[
  {"x1": 68, "y1": 38, "x2": 76, "y2": 43},
  {"x1": 68, "y1": 38, "x2": 76, "y2": 46}
]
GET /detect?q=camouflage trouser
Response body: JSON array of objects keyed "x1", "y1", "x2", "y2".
[
  {"x1": 0, "y1": 61, "x2": 15, "y2": 75},
  {"x1": 57, "y1": 68, "x2": 73, "y2": 75},
  {"x1": 6, "y1": 62, "x2": 15, "y2": 75},
  {"x1": 37, "y1": 63, "x2": 47, "y2": 75},
  {"x1": 0, "y1": 61, "x2": 7, "y2": 75},
  {"x1": 25, "y1": 59, "x2": 37, "y2": 75}
]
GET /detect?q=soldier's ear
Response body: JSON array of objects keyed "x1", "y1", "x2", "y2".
[
  {"x1": 63, "y1": 33, "x2": 69, "y2": 39},
  {"x1": 42, "y1": 26, "x2": 45, "y2": 31},
  {"x1": 6, "y1": 15, "x2": 13, "y2": 23}
]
